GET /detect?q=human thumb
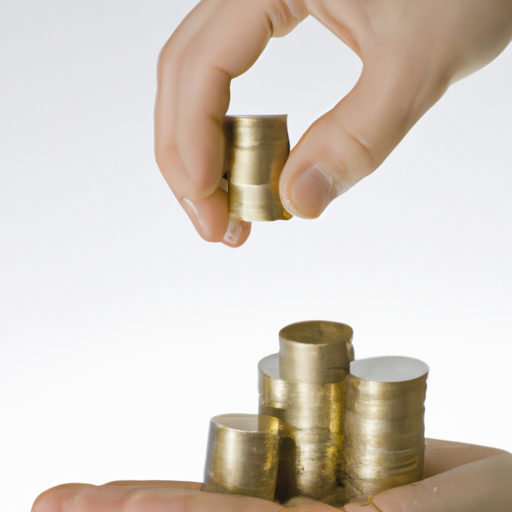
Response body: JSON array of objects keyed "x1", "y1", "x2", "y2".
[
  {"x1": 343, "y1": 454, "x2": 512, "y2": 512},
  {"x1": 279, "y1": 64, "x2": 447, "y2": 218}
]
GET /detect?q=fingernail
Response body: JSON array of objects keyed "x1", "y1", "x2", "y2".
[
  {"x1": 283, "y1": 496, "x2": 318, "y2": 507},
  {"x1": 284, "y1": 164, "x2": 338, "y2": 219},
  {"x1": 218, "y1": 177, "x2": 228, "y2": 193},
  {"x1": 182, "y1": 197, "x2": 208, "y2": 233},
  {"x1": 222, "y1": 219, "x2": 243, "y2": 245},
  {"x1": 344, "y1": 498, "x2": 380, "y2": 511}
]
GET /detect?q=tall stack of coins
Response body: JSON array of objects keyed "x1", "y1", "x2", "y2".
[
  {"x1": 343, "y1": 356, "x2": 429, "y2": 501},
  {"x1": 259, "y1": 321, "x2": 354, "y2": 505}
]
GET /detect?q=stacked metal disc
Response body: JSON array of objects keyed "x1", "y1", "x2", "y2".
[
  {"x1": 202, "y1": 322, "x2": 428, "y2": 506},
  {"x1": 202, "y1": 414, "x2": 279, "y2": 501},
  {"x1": 258, "y1": 321, "x2": 354, "y2": 505},
  {"x1": 223, "y1": 115, "x2": 292, "y2": 222},
  {"x1": 342, "y1": 356, "x2": 429, "y2": 501}
]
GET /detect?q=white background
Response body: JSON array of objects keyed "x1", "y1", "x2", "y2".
[{"x1": 1, "y1": 1, "x2": 511, "y2": 510}]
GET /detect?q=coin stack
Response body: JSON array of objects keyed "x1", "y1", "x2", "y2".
[{"x1": 202, "y1": 320, "x2": 428, "y2": 506}]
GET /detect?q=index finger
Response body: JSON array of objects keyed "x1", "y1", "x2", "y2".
[
  {"x1": 155, "y1": 0, "x2": 305, "y2": 243},
  {"x1": 32, "y1": 481, "x2": 341, "y2": 512}
]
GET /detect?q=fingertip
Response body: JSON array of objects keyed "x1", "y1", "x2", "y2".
[
  {"x1": 279, "y1": 114, "x2": 362, "y2": 220},
  {"x1": 32, "y1": 491, "x2": 53, "y2": 512},
  {"x1": 222, "y1": 220, "x2": 251, "y2": 248},
  {"x1": 344, "y1": 499, "x2": 379, "y2": 511},
  {"x1": 32, "y1": 484, "x2": 81, "y2": 512},
  {"x1": 180, "y1": 188, "x2": 252, "y2": 247},
  {"x1": 181, "y1": 188, "x2": 229, "y2": 243},
  {"x1": 281, "y1": 163, "x2": 341, "y2": 219}
]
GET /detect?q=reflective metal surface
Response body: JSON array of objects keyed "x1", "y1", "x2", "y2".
[
  {"x1": 342, "y1": 356, "x2": 429, "y2": 502},
  {"x1": 279, "y1": 321, "x2": 355, "y2": 383},
  {"x1": 202, "y1": 324, "x2": 429, "y2": 506},
  {"x1": 224, "y1": 115, "x2": 292, "y2": 221},
  {"x1": 259, "y1": 321, "x2": 353, "y2": 505},
  {"x1": 202, "y1": 413, "x2": 279, "y2": 501}
]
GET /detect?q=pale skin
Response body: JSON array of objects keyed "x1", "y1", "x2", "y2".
[
  {"x1": 155, "y1": 0, "x2": 512, "y2": 247},
  {"x1": 32, "y1": 440, "x2": 512, "y2": 512},
  {"x1": 32, "y1": 1, "x2": 512, "y2": 510}
]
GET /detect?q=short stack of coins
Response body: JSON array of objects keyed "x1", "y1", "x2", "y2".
[
  {"x1": 202, "y1": 414, "x2": 279, "y2": 500},
  {"x1": 223, "y1": 115, "x2": 292, "y2": 222}
]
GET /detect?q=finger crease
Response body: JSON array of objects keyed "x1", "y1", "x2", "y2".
[
  {"x1": 264, "y1": 12, "x2": 275, "y2": 37},
  {"x1": 210, "y1": 64, "x2": 232, "y2": 81},
  {"x1": 338, "y1": 124, "x2": 377, "y2": 170}
]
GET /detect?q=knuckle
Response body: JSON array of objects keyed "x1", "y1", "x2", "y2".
[
  {"x1": 157, "y1": 37, "x2": 179, "y2": 78},
  {"x1": 154, "y1": 142, "x2": 178, "y2": 176},
  {"x1": 65, "y1": 487, "x2": 99, "y2": 512},
  {"x1": 120, "y1": 489, "x2": 149, "y2": 512},
  {"x1": 265, "y1": 0, "x2": 305, "y2": 37},
  {"x1": 120, "y1": 488, "x2": 189, "y2": 512},
  {"x1": 188, "y1": 168, "x2": 219, "y2": 196},
  {"x1": 157, "y1": 33, "x2": 193, "y2": 84},
  {"x1": 333, "y1": 120, "x2": 378, "y2": 177},
  {"x1": 344, "y1": 127, "x2": 377, "y2": 172}
]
